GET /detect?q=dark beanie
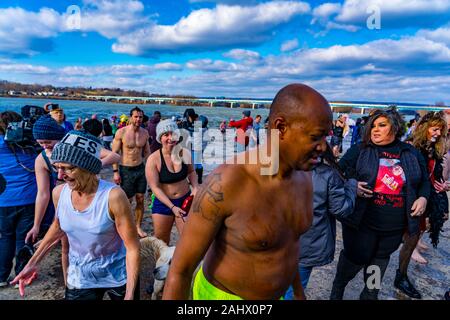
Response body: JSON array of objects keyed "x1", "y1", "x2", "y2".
[
  {"x1": 243, "y1": 110, "x2": 251, "y2": 117},
  {"x1": 51, "y1": 131, "x2": 103, "y2": 174},
  {"x1": 33, "y1": 115, "x2": 66, "y2": 141}
]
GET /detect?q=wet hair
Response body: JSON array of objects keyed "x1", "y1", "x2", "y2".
[
  {"x1": 82, "y1": 119, "x2": 103, "y2": 137},
  {"x1": 412, "y1": 111, "x2": 447, "y2": 159},
  {"x1": 143, "y1": 114, "x2": 149, "y2": 123},
  {"x1": 0, "y1": 111, "x2": 22, "y2": 135},
  {"x1": 130, "y1": 106, "x2": 143, "y2": 116},
  {"x1": 362, "y1": 107, "x2": 405, "y2": 145}
]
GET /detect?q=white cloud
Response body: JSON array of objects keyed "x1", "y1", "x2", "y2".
[
  {"x1": 281, "y1": 38, "x2": 299, "y2": 52},
  {"x1": 186, "y1": 59, "x2": 242, "y2": 72},
  {"x1": 76, "y1": 0, "x2": 148, "y2": 38},
  {"x1": 112, "y1": 1, "x2": 311, "y2": 55},
  {"x1": 336, "y1": 0, "x2": 450, "y2": 25},
  {"x1": 153, "y1": 63, "x2": 183, "y2": 71},
  {"x1": 0, "y1": 63, "x2": 51, "y2": 74},
  {"x1": 0, "y1": 1, "x2": 149, "y2": 57},
  {"x1": 0, "y1": 7, "x2": 62, "y2": 56},
  {"x1": 223, "y1": 49, "x2": 261, "y2": 60},
  {"x1": 312, "y1": 2, "x2": 341, "y2": 21},
  {"x1": 417, "y1": 26, "x2": 450, "y2": 45}
]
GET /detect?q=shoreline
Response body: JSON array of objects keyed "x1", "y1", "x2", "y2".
[
  {"x1": 0, "y1": 94, "x2": 267, "y2": 109},
  {"x1": 1, "y1": 95, "x2": 444, "y2": 115}
]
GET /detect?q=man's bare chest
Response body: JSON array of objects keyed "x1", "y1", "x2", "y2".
[{"x1": 123, "y1": 131, "x2": 146, "y2": 149}]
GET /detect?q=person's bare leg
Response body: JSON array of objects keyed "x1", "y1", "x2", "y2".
[
  {"x1": 135, "y1": 193, "x2": 147, "y2": 238},
  {"x1": 61, "y1": 235, "x2": 69, "y2": 286},
  {"x1": 151, "y1": 214, "x2": 175, "y2": 245}
]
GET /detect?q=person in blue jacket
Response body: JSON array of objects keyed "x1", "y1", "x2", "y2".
[{"x1": 0, "y1": 111, "x2": 38, "y2": 287}]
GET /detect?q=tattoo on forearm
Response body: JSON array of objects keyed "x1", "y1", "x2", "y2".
[{"x1": 193, "y1": 173, "x2": 224, "y2": 222}]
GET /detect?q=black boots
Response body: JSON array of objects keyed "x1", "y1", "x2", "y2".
[
  {"x1": 394, "y1": 269, "x2": 422, "y2": 299},
  {"x1": 359, "y1": 258, "x2": 390, "y2": 300},
  {"x1": 330, "y1": 251, "x2": 363, "y2": 300}
]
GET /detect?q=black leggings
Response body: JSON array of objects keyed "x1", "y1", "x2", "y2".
[{"x1": 342, "y1": 223, "x2": 403, "y2": 266}]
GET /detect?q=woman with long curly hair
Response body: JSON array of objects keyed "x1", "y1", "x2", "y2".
[{"x1": 395, "y1": 111, "x2": 448, "y2": 298}]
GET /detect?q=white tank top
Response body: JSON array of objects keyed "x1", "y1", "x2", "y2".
[{"x1": 57, "y1": 180, "x2": 127, "y2": 289}]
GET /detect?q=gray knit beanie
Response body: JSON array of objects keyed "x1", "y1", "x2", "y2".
[
  {"x1": 156, "y1": 119, "x2": 180, "y2": 143},
  {"x1": 51, "y1": 130, "x2": 102, "y2": 174}
]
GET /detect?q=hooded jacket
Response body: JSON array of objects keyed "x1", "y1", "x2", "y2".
[{"x1": 299, "y1": 163, "x2": 357, "y2": 267}]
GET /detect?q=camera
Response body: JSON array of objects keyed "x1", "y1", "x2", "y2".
[{"x1": 4, "y1": 105, "x2": 46, "y2": 149}]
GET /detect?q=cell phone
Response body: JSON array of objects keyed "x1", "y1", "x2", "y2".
[{"x1": 180, "y1": 195, "x2": 194, "y2": 219}]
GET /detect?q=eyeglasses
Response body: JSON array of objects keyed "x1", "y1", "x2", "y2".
[{"x1": 52, "y1": 165, "x2": 76, "y2": 174}]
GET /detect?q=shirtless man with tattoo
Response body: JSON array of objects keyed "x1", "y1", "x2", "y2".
[
  {"x1": 112, "y1": 107, "x2": 151, "y2": 238},
  {"x1": 163, "y1": 84, "x2": 333, "y2": 300}
]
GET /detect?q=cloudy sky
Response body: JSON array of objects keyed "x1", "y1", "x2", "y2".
[{"x1": 1, "y1": 0, "x2": 450, "y2": 103}]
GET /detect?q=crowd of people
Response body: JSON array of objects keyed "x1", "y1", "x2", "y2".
[{"x1": 0, "y1": 85, "x2": 448, "y2": 301}]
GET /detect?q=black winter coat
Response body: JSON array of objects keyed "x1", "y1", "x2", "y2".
[{"x1": 338, "y1": 141, "x2": 431, "y2": 236}]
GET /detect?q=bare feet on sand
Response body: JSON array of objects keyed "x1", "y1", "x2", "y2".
[
  {"x1": 412, "y1": 248, "x2": 428, "y2": 264},
  {"x1": 417, "y1": 239, "x2": 429, "y2": 252},
  {"x1": 137, "y1": 227, "x2": 148, "y2": 238}
]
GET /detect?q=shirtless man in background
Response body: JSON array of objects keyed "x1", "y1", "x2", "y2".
[
  {"x1": 163, "y1": 83, "x2": 333, "y2": 300},
  {"x1": 112, "y1": 107, "x2": 151, "y2": 238}
]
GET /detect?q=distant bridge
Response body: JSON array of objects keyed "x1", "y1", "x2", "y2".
[{"x1": 85, "y1": 95, "x2": 448, "y2": 114}]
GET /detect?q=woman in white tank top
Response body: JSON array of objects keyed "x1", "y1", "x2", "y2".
[{"x1": 11, "y1": 131, "x2": 140, "y2": 300}]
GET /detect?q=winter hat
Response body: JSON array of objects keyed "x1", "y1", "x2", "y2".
[
  {"x1": 243, "y1": 110, "x2": 251, "y2": 117},
  {"x1": 51, "y1": 130, "x2": 102, "y2": 174},
  {"x1": 156, "y1": 119, "x2": 179, "y2": 143},
  {"x1": 33, "y1": 115, "x2": 66, "y2": 141}
]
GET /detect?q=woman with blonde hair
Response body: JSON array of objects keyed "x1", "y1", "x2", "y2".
[{"x1": 396, "y1": 111, "x2": 448, "y2": 299}]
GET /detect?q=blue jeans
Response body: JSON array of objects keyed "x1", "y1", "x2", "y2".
[
  {"x1": 0, "y1": 204, "x2": 35, "y2": 282},
  {"x1": 284, "y1": 266, "x2": 313, "y2": 300}
]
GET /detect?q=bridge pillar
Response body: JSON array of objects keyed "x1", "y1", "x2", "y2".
[
  {"x1": 230, "y1": 103, "x2": 234, "y2": 108},
  {"x1": 361, "y1": 107, "x2": 365, "y2": 114},
  {"x1": 210, "y1": 101, "x2": 214, "y2": 107},
  {"x1": 252, "y1": 104, "x2": 256, "y2": 109}
]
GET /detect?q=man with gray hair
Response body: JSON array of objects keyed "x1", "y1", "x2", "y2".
[{"x1": 12, "y1": 131, "x2": 140, "y2": 300}]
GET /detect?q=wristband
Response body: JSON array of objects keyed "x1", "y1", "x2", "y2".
[
  {"x1": 171, "y1": 204, "x2": 175, "y2": 211},
  {"x1": 113, "y1": 169, "x2": 119, "y2": 173}
]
